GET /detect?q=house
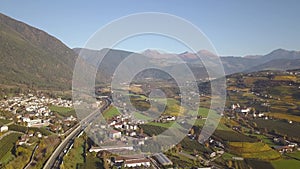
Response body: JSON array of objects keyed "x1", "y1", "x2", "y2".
[
  {"x1": 124, "y1": 158, "x2": 151, "y2": 168},
  {"x1": 114, "y1": 122, "x2": 123, "y2": 129},
  {"x1": 273, "y1": 145, "x2": 293, "y2": 153},
  {"x1": 210, "y1": 152, "x2": 216, "y2": 158},
  {"x1": 241, "y1": 108, "x2": 251, "y2": 113},
  {"x1": 0, "y1": 125, "x2": 8, "y2": 132},
  {"x1": 153, "y1": 153, "x2": 173, "y2": 166},
  {"x1": 109, "y1": 130, "x2": 122, "y2": 139}
]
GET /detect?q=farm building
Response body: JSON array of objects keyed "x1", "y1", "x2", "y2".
[{"x1": 153, "y1": 153, "x2": 173, "y2": 166}]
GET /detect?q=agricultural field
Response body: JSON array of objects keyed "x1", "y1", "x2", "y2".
[
  {"x1": 266, "y1": 113, "x2": 300, "y2": 123},
  {"x1": 213, "y1": 130, "x2": 257, "y2": 142},
  {"x1": 228, "y1": 142, "x2": 280, "y2": 160},
  {"x1": 0, "y1": 119, "x2": 12, "y2": 126},
  {"x1": 61, "y1": 137, "x2": 85, "y2": 169},
  {"x1": 272, "y1": 159, "x2": 300, "y2": 169},
  {"x1": 0, "y1": 133, "x2": 21, "y2": 165},
  {"x1": 49, "y1": 105, "x2": 76, "y2": 117},
  {"x1": 253, "y1": 119, "x2": 300, "y2": 140},
  {"x1": 139, "y1": 122, "x2": 182, "y2": 136},
  {"x1": 245, "y1": 159, "x2": 274, "y2": 169},
  {"x1": 102, "y1": 106, "x2": 120, "y2": 120},
  {"x1": 8, "y1": 124, "x2": 52, "y2": 136}
]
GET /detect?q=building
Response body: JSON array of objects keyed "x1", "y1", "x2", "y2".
[
  {"x1": 124, "y1": 158, "x2": 151, "y2": 168},
  {"x1": 0, "y1": 125, "x2": 8, "y2": 132},
  {"x1": 153, "y1": 153, "x2": 173, "y2": 166},
  {"x1": 109, "y1": 130, "x2": 122, "y2": 139},
  {"x1": 89, "y1": 146, "x2": 134, "y2": 153}
]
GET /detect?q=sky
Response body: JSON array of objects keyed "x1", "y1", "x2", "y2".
[{"x1": 0, "y1": 0, "x2": 300, "y2": 56}]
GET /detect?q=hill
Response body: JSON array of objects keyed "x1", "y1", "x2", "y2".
[{"x1": 0, "y1": 13, "x2": 77, "y2": 90}]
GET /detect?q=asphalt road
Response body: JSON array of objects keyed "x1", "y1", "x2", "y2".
[{"x1": 43, "y1": 99, "x2": 110, "y2": 169}]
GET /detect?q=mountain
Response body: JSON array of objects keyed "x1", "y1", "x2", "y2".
[
  {"x1": 0, "y1": 13, "x2": 77, "y2": 90},
  {"x1": 75, "y1": 47, "x2": 300, "y2": 84}
]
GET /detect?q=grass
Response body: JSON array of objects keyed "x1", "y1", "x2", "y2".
[
  {"x1": 8, "y1": 124, "x2": 52, "y2": 136},
  {"x1": 274, "y1": 75, "x2": 297, "y2": 81},
  {"x1": 286, "y1": 151, "x2": 300, "y2": 160},
  {"x1": 102, "y1": 106, "x2": 120, "y2": 120},
  {"x1": 266, "y1": 113, "x2": 300, "y2": 123},
  {"x1": 272, "y1": 159, "x2": 300, "y2": 169},
  {"x1": 254, "y1": 119, "x2": 300, "y2": 139},
  {"x1": 132, "y1": 112, "x2": 153, "y2": 121},
  {"x1": 147, "y1": 121, "x2": 182, "y2": 129},
  {"x1": 228, "y1": 142, "x2": 280, "y2": 160},
  {"x1": 0, "y1": 133, "x2": 21, "y2": 163},
  {"x1": 0, "y1": 119, "x2": 12, "y2": 125},
  {"x1": 78, "y1": 155, "x2": 103, "y2": 169},
  {"x1": 49, "y1": 105, "x2": 76, "y2": 117},
  {"x1": 213, "y1": 130, "x2": 257, "y2": 142},
  {"x1": 62, "y1": 137, "x2": 84, "y2": 169},
  {"x1": 245, "y1": 159, "x2": 274, "y2": 169}
]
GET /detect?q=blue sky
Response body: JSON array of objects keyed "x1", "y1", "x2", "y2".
[{"x1": 0, "y1": 0, "x2": 300, "y2": 56}]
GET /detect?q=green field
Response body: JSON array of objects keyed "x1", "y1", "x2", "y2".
[
  {"x1": 0, "y1": 119, "x2": 12, "y2": 126},
  {"x1": 245, "y1": 159, "x2": 274, "y2": 169},
  {"x1": 228, "y1": 142, "x2": 280, "y2": 160},
  {"x1": 286, "y1": 151, "x2": 300, "y2": 160},
  {"x1": 61, "y1": 137, "x2": 84, "y2": 169},
  {"x1": 8, "y1": 124, "x2": 52, "y2": 136},
  {"x1": 213, "y1": 130, "x2": 257, "y2": 142},
  {"x1": 254, "y1": 119, "x2": 300, "y2": 139},
  {"x1": 132, "y1": 112, "x2": 153, "y2": 121},
  {"x1": 102, "y1": 106, "x2": 120, "y2": 120},
  {"x1": 49, "y1": 105, "x2": 76, "y2": 117},
  {"x1": 78, "y1": 155, "x2": 103, "y2": 169},
  {"x1": 272, "y1": 159, "x2": 300, "y2": 169},
  {"x1": 0, "y1": 133, "x2": 22, "y2": 164}
]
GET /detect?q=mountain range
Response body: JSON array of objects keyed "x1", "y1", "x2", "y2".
[{"x1": 1, "y1": 12, "x2": 300, "y2": 91}]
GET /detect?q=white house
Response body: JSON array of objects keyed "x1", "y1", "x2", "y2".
[
  {"x1": 124, "y1": 159, "x2": 151, "y2": 168},
  {"x1": 0, "y1": 125, "x2": 8, "y2": 132},
  {"x1": 109, "y1": 130, "x2": 122, "y2": 139},
  {"x1": 241, "y1": 108, "x2": 251, "y2": 113}
]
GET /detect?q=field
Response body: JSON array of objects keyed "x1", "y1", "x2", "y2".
[
  {"x1": 61, "y1": 137, "x2": 85, "y2": 169},
  {"x1": 49, "y1": 105, "x2": 76, "y2": 117},
  {"x1": 0, "y1": 133, "x2": 21, "y2": 164},
  {"x1": 253, "y1": 119, "x2": 300, "y2": 139},
  {"x1": 213, "y1": 130, "x2": 257, "y2": 142},
  {"x1": 132, "y1": 112, "x2": 153, "y2": 121},
  {"x1": 286, "y1": 151, "x2": 300, "y2": 160},
  {"x1": 78, "y1": 155, "x2": 103, "y2": 169},
  {"x1": 8, "y1": 124, "x2": 52, "y2": 136},
  {"x1": 102, "y1": 106, "x2": 120, "y2": 120},
  {"x1": 266, "y1": 113, "x2": 300, "y2": 123},
  {"x1": 0, "y1": 119, "x2": 12, "y2": 126},
  {"x1": 272, "y1": 159, "x2": 300, "y2": 169},
  {"x1": 245, "y1": 159, "x2": 274, "y2": 169},
  {"x1": 228, "y1": 142, "x2": 280, "y2": 160},
  {"x1": 139, "y1": 122, "x2": 182, "y2": 136}
]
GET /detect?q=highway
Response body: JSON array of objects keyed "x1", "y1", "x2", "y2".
[{"x1": 43, "y1": 99, "x2": 110, "y2": 169}]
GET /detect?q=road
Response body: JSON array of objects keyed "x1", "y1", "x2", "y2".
[
  {"x1": 43, "y1": 99, "x2": 110, "y2": 169},
  {"x1": 24, "y1": 144, "x2": 39, "y2": 169}
]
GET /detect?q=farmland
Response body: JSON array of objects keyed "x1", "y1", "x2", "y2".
[
  {"x1": 253, "y1": 119, "x2": 300, "y2": 140},
  {"x1": 102, "y1": 106, "x2": 120, "y2": 120},
  {"x1": 272, "y1": 159, "x2": 300, "y2": 169},
  {"x1": 0, "y1": 133, "x2": 21, "y2": 164},
  {"x1": 228, "y1": 142, "x2": 280, "y2": 160},
  {"x1": 8, "y1": 124, "x2": 52, "y2": 136},
  {"x1": 49, "y1": 105, "x2": 76, "y2": 117}
]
